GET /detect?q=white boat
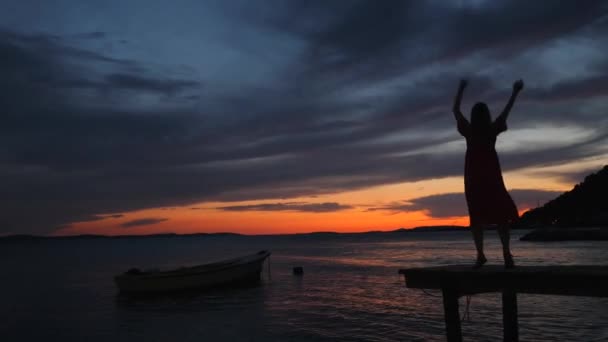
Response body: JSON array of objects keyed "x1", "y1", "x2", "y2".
[{"x1": 114, "y1": 250, "x2": 271, "y2": 294}]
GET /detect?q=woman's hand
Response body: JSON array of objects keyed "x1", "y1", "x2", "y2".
[
  {"x1": 459, "y1": 79, "x2": 468, "y2": 90},
  {"x1": 513, "y1": 79, "x2": 524, "y2": 93}
]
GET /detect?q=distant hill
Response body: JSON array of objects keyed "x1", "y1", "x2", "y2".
[
  {"x1": 519, "y1": 165, "x2": 608, "y2": 228},
  {"x1": 0, "y1": 232, "x2": 242, "y2": 242},
  {"x1": 0, "y1": 226, "x2": 467, "y2": 242}
]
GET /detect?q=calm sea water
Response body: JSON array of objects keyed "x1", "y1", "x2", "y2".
[{"x1": 1, "y1": 230, "x2": 607, "y2": 341}]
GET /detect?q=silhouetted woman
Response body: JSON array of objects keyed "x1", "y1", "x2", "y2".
[{"x1": 453, "y1": 79, "x2": 523, "y2": 269}]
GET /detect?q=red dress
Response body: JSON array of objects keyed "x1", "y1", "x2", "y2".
[{"x1": 457, "y1": 117, "x2": 519, "y2": 226}]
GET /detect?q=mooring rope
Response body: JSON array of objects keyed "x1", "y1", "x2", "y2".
[
  {"x1": 420, "y1": 289, "x2": 441, "y2": 298},
  {"x1": 418, "y1": 289, "x2": 473, "y2": 322},
  {"x1": 267, "y1": 255, "x2": 272, "y2": 281},
  {"x1": 461, "y1": 295, "x2": 472, "y2": 322}
]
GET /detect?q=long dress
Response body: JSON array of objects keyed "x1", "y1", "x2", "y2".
[{"x1": 457, "y1": 116, "x2": 519, "y2": 226}]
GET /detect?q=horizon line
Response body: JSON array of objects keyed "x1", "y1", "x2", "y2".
[{"x1": 1, "y1": 225, "x2": 469, "y2": 239}]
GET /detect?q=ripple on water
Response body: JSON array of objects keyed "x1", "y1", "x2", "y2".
[{"x1": 1, "y1": 232, "x2": 607, "y2": 341}]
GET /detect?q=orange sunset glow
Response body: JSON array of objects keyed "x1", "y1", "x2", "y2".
[{"x1": 54, "y1": 163, "x2": 579, "y2": 236}]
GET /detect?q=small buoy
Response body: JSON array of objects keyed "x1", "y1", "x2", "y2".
[{"x1": 293, "y1": 266, "x2": 303, "y2": 275}]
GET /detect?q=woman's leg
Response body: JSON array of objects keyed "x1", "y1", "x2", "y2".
[
  {"x1": 471, "y1": 224, "x2": 486, "y2": 268},
  {"x1": 498, "y1": 224, "x2": 514, "y2": 268}
]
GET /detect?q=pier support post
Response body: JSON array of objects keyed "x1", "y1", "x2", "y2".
[
  {"x1": 401, "y1": 265, "x2": 608, "y2": 341},
  {"x1": 502, "y1": 289, "x2": 519, "y2": 342},
  {"x1": 442, "y1": 287, "x2": 462, "y2": 342}
]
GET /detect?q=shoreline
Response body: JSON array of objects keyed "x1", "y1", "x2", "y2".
[
  {"x1": 520, "y1": 227, "x2": 608, "y2": 241},
  {"x1": 0, "y1": 225, "x2": 468, "y2": 242}
]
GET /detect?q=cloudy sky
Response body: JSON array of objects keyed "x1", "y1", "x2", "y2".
[{"x1": 1, "y1": 0, "x2": 607, "y2": 235}]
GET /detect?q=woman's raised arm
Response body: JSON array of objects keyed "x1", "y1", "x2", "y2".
[
  {"x1": 453, "y1": 79, "x2": 468, "y2": 123},
  {"x1": 496, "y1": 80, "x2": 524, "y2": 123}
]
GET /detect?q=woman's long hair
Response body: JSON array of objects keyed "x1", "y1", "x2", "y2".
[{"x1": 471, "y1": 102, "x2": 491, "y2": 134}]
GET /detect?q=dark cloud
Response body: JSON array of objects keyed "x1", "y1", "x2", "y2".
[
  {"x1": 73, "y1": 31, "x2": 107, "y2": 40},
  {"x1": 530, "y1": 166, "x2": 608, "y2": 185},
  {"x1": 217, "y1": 202, "x2": 352, "y2": 213},
  {"x1": 103, "y1": 73, "x2": 200, "y2": 96},
  {"x1": 526, "y1": 75, "x2": 608, "y2": 103},
  {"x1": 367, "y1": 189, "x2": 565, "y2": 218},
  {"x1": 120, "y1": 218, "x2": 168, "y2": 228},
  {"x1": 1, "y1": 1, "x2": 607, "y2": 234},
  {"x1": 0, "y1": 29, "x2": 135, "y2": 69},
  {"x1": 270, "y1": 0, "x2": 607, "y2": 84},
  {"x1": 0, "y1": 29, "x2": 200, "y2": 107}
]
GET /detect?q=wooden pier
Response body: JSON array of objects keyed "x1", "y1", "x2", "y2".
[{"x1": 399, "y1": 265, "x2": 608, "y2": 342}]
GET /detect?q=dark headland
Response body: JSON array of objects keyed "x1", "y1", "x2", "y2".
[{"x1": 518, "y1": 165, "x2": 608, "y2": 241}]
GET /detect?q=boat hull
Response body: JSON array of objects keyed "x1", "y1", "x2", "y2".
[{"x1": 114, "y1": 250, "x2": 270, "y2": 294}]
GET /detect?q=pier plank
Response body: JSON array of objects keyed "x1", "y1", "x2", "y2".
[{"x1": 399, "y1": 265, "x2": 608, "y2": 297}]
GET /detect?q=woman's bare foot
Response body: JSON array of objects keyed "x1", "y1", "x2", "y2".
[
  {"x1": 473, "y1": 255, "x2": 487, "y2": 269},
  {"x1": 504, "y1": 253, "x2": 515, "y2": 269}
]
